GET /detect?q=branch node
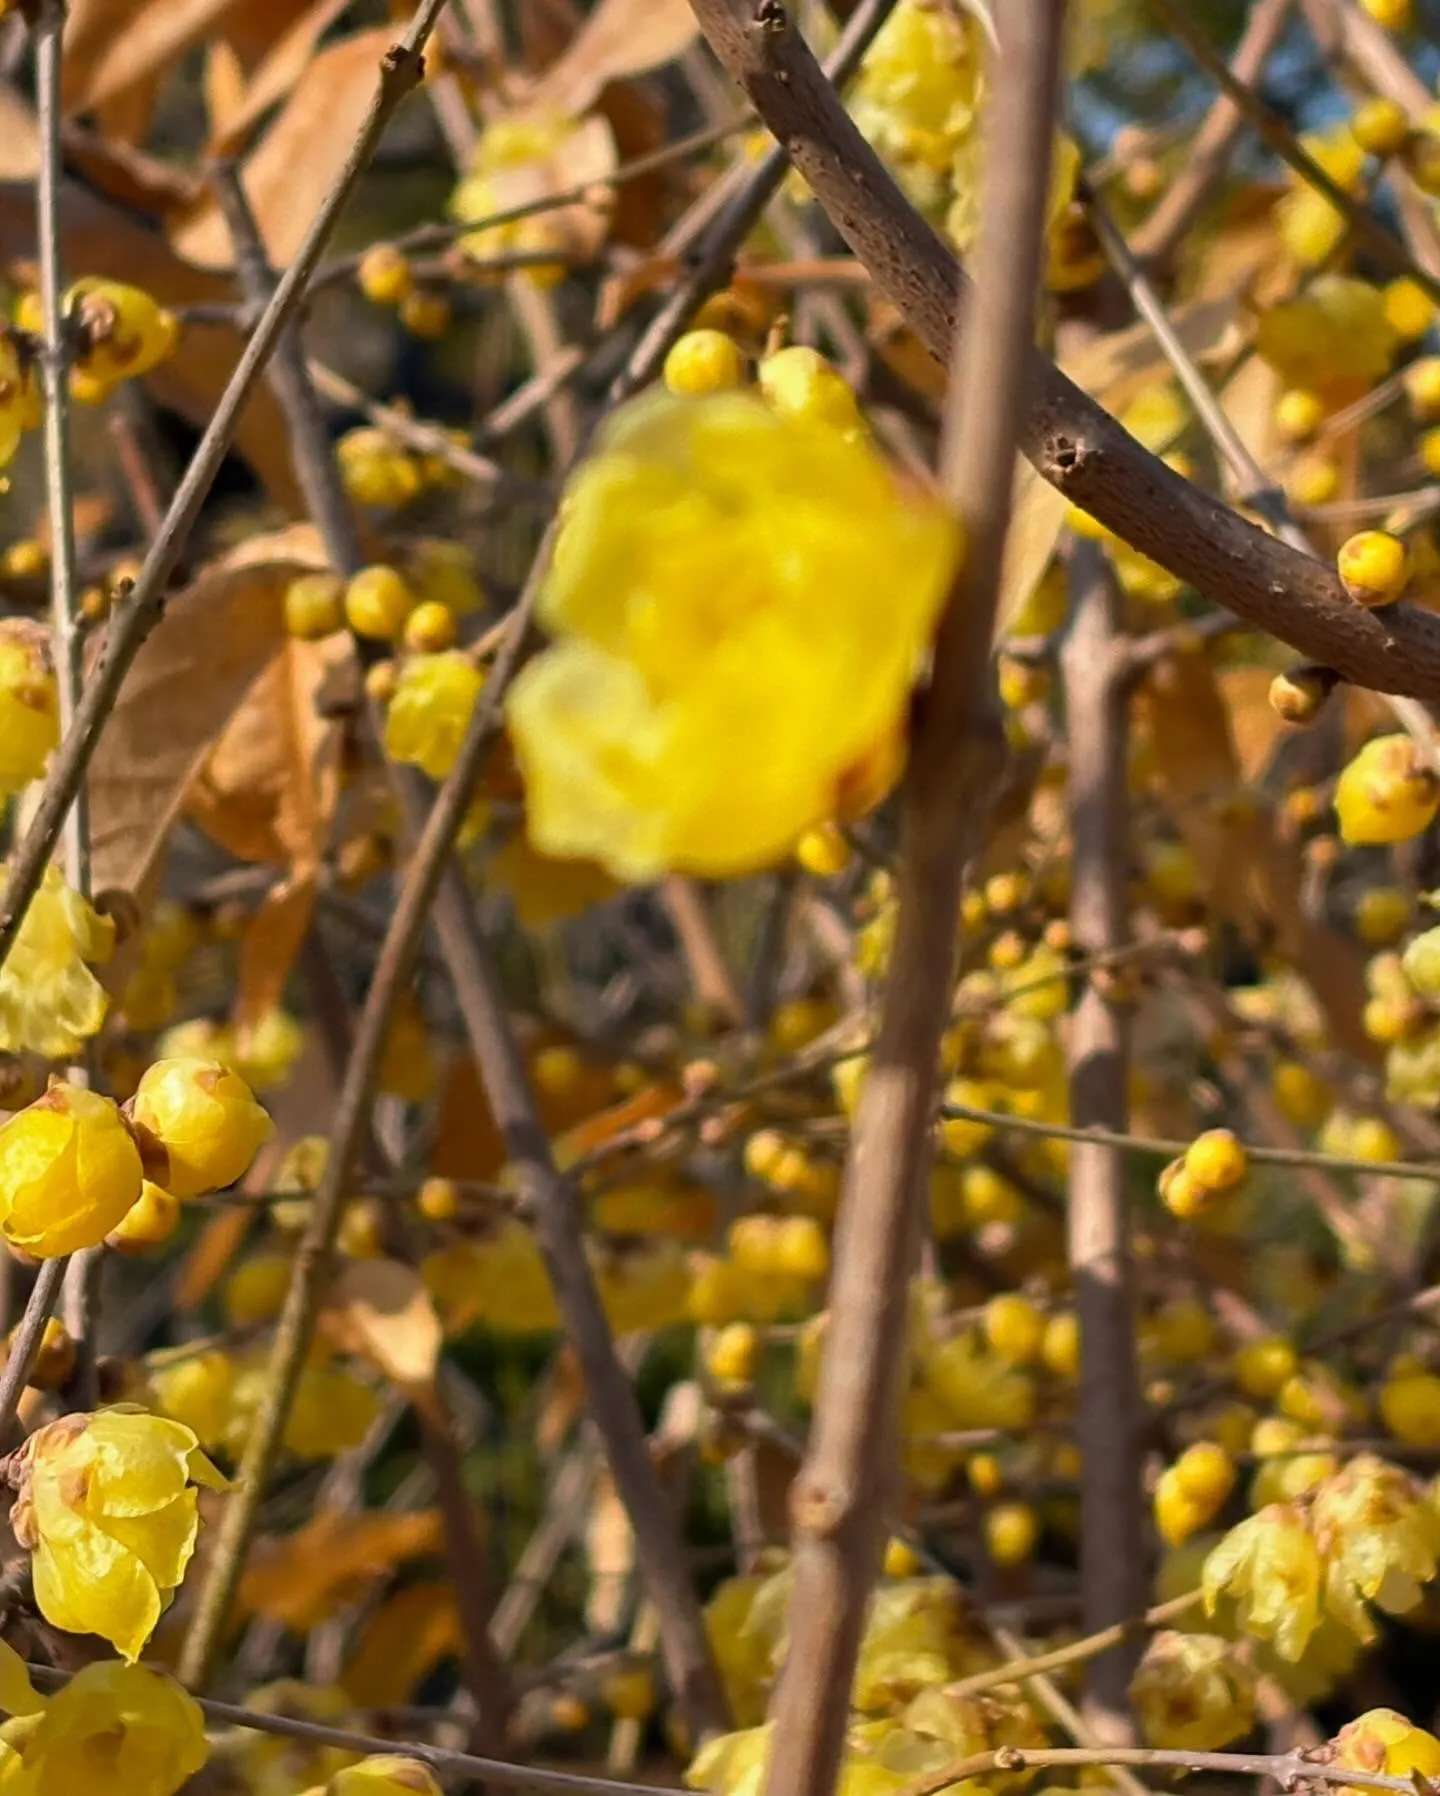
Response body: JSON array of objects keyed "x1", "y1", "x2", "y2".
[
  {"x1": 788, "y1": 1471, "x2": 850, "y2": 1538},
  {"x1": 754, "y1": 0, "x2": 790, "y2": 37}
]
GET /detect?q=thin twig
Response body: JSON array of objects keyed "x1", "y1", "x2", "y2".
[
  {"x1": 0, "y1": 1262, "x2": 67, "y2": 1443},
  {"x1": 747, "y1": 6, "x2": 1064, "y2": 1795},
  {"x1": 1131, "y1": 0, "x2": 1294, "y2": 264}
]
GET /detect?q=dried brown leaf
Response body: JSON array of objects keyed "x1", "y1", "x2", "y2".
[
  {"x1": 86, "y1": 553, "x2": 315, "y2": 900},
  {"x1": 207, "y1": 0, "x2": 357, "y2": 158},
  {"x1": 235, "y1": 873, "x2": 319, "y2": 1036},
  {"x1": 1061, "y1": 293, "x2": 1242, "y2": 416},
  {"x1": 184, "y1": 630, "x2": 347, "y2": 870},
  {"x1": 342, "y1": 1581, "x2": 462, "y2": 1708},
  {"x1": 169, "y1": 28, "x2": 393, "y2": 271},
  {"x1": 238, "y1": 1509, "x2": 444, "y2": 1629},
  {"x1": 584, "y1": 1470, "x2": 635, "y2": 1633},
  {"x1": 61, "y1": 0, "x2": 244, "y2": 119},
  {"x1": 323, "y1": 1258, "x2": 443, "y2": 1396},
  {"x1": 522, "y1": 0, "x2": 697, "y2": 118}
]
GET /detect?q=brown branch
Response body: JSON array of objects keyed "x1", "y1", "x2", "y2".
[
  {"x1": 753, "y1": 6, "x2": 1064, "y2": 1796},
  {"x1": 1059, "y1": 544, "x2": 1143, "y2": 1740},
  {"x1": 1131, "y1": 0, "x2": 1294, "y2": 264},
  {"x1": 685, "y1": 0, "x2": 1440, "y2": 700}
]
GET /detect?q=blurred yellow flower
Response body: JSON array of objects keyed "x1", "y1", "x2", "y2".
[
  {"x1": 507, "y1": 391, "x2": 957, "y2": 881},
  {"x1": 13, "y1": 1408, "x2": 226, "y2": 1661},
  {"x1": 0, "y1": 624, "x2": 58, "y2": 796},
  {"x1": 0, "y1": 1659, "x2": 206, "y2": 1796},
  {"x1": 0, "y1": 865, "x2": 114, "y2": 1060}
]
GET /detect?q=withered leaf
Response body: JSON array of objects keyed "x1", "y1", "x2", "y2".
[
  {"x1": 238, "y1": 1508, "x2": 444, "y2": 1630},
  {"x1": 169, "y1": 28, "x2": 394, "y2": 271},
  {"x1": 322, "y1": 1258, "x2": 443, "y2": 1398},
  {"x1": 521, "y1": 0, "x2": 698, "y2": 119}
]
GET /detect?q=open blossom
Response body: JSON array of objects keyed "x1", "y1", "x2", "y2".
[
  {"x1": 12, "y1": 1407, "x2": 226, "y2": 1661},
  {"x1": 0, "y1": 1646, "x2": 206, "y2": 1796},
  {"x1": 506, "y1": 390, "x2": 958, "y2": 882},
  {"x1": 0, "y1": 865, "x2": 114, "y2": 1061},
  {"x1": 1202, "y1": 1503, "x2": 1323, "y2": 1662}
]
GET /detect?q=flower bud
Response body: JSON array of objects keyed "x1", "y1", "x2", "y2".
[{"x1": 128, "y1": 1056, "x2": 272, "y2": 1198}]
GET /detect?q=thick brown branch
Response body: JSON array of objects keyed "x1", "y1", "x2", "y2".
[
  {"x1": 685, "y1": 0, "x2": 1440, "y2": 700},
  {"x1": 1060, "y1": 545, "x2": 1143, "y2": 1739}
]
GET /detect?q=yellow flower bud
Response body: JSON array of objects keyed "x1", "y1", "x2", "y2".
[
  {"x1": 383, "y1": 650, "x2": 484, "y2": 781},
  {"x1": 328, "y1": 1755, "x2": 444, "y2": 1795},
  {"x1": 0, "y1": 1657, "x2": 207, "y2": 1796},
  {"x1": 0, "y1": 1082, "x2": 141, "y2": 1257},
  {"x1": 13, "y1": 1407, "x2": 226, "y2": 1661},
  {"x1": 1332, "y1": 1709, "x2": 1440, "y2": 1795},
  {"x1": 67, "y1": 277, "x2": 179, "y2": 400},
  {"x1": 128, "y1": 1055, "x2": 272, "y2": 1198}
]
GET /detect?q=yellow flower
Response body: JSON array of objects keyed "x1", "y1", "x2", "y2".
[
  {"x1": 1201, "y1": 1503, "x2": 1323, "y2": 1662},
  {"x1": 1255, "y1": 276, "x2": 1398, "y2": 394},
  {"x1": 324, "y1": 1757, "x2": 444, "y2": 1795},
  {"x1": 0, "y1": 334, "x2": 27, "y2": 473},
  {"x1": 12, "y1": 1407, "x2": 226, "y2": 1661},
  {"x1": 0, "y1": 1082, "x2": 141, "y2": 1258},
  {"x1": 0, "y1": 865, "x2": 115, "y2": 1061},
  {"x1": 226, "y1": 1353, "x2": 381, "y2": 1461},
  {"x1": 0, "y1": 624, "x2": 59, "y2": 795},
  {"x1": 1310, "y1": 1453, "x2": 1440, "y2": 1640},
  {"x1": 507, "y1": 391, "x2": 958, "y2": 881},
  {"x1": 128, "y1": 1055, "x2": 273, "y2": 1198},
  {"x1": 383, "y1": 650, "x2": 484, "y2": 781},
  {"x1": 148, "y1": 1347, "x2": 235, "y2": 1454},
  {"x1": 0, "y1": 1668, "x2": 172, "y2": 1789},
  {"x1": 1130, "y1": 1632, "x2": 1255, "y2": 1750},
  {"x1": 0, "y1": 1658, "x2": 206, "y2": 1796}
]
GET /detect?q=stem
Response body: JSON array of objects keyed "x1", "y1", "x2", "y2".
[
  {"x1": 0, "y1": 1261, "x2": 66, "y2": 1441},
  {"x1": 754, "y1": 7, "x2": 1064, "y2": 1795},
  {"x1": 1130, "y1": 0, "x2": 1294, "y2": 264},
  {"x1": 1060, "y1": 546, "x2": 1142, "y2": 1738}
]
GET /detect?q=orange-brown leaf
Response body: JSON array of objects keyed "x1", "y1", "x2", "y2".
[
  {"x1": 169, "y1": 28, "x2": 393, "y2": 271},
  {"x1": 522, "y1": 0, "x2": 698, "y2": 118},
  {"x1": 342, "y1": 1580, "x2": 462, "y2": 1708},
  {"x1": 239, "y1": 1509, "x2": 444, "y2": 1630},
  {"x1": 322, "y1": 1258, "x2": 443, "y2": 1398}
]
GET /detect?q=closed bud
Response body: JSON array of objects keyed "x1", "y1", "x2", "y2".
[
  {"x1": 1269, "y1": 664, "x2": 1339, "y2": 724},
  {"x1": 128, "y1": 1056, "x2": 272, "y2": 1198},
  {"x1": 0, "y1": 1083, "x2": 141, "y2": 1257}
]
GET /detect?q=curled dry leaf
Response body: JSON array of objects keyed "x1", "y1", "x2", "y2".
[
  {"x1": 238, "y1": 1508, "x2": 444, "y2": 1630},
  {"x1": 322, "y1": 1258, "x2": 444, "y2": 1399},
  {"x1": 168, "y1": 28, "x2": 394, "y2": 271},
  {"x1": 520, "y1": 0, "x2": 699, "y2": 119},
  {"x1": 85, "y1": 546, "x2": 324, "y2": 902},
  {"x1": 205, "y1": 0, "x2": 355, "y2": 157}
]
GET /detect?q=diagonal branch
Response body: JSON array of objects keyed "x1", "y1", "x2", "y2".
[
  {"x1": 686, "y1": 0, "x2": 1440, "y2": 701},
  {"x1": 755, "y1": 6, "x2": 1065, "y2": 1796}
]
